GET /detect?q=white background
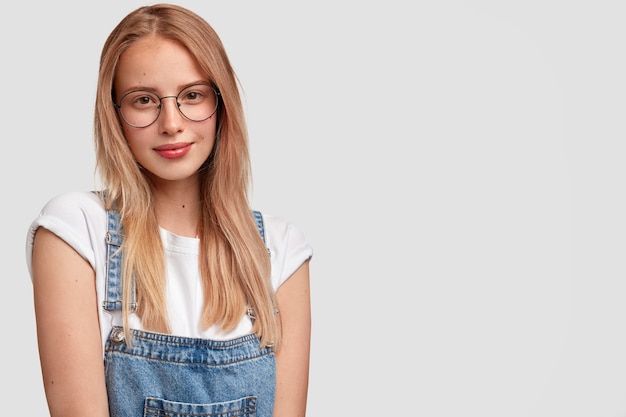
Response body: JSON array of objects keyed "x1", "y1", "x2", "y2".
[{"x1": 3, "y1": 1, "x2": 626, "y2": 415}]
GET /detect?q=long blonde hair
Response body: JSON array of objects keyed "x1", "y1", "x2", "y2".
[{"x1": 94, "y1": 4, "x2": 278, "y2": 347}]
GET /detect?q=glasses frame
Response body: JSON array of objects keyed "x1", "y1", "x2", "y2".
[{"x1": 114, "y1": 83, "x2": 220, "y2": 128}]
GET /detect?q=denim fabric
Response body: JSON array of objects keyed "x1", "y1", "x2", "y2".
[
  {"x1": 103, "y1": 209, "x2": 275, "y2": 417},
  {"x1": 103, "y1": 210, "x2": 136, "y2": 311}
]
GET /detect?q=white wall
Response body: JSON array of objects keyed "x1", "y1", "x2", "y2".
[{"x1": 3, "y1": 1, "x2": 626, "y2": 415}]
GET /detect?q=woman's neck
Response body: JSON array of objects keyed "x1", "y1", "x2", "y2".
[{"x1": 152, "y1": 180, "x2": 203, "y2": 238}]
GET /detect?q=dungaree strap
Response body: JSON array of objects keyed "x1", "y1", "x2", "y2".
[
  {"x1": 252, "y1": 210, "x2": 266, "y2": 243},
  {"x1": 103, "y1": 210, "x2": 137, "y2": 312}
]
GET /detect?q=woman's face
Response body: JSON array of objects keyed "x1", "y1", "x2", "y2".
[{"x1": 114, "y1": 37, "x2": 218, "y2": 184}]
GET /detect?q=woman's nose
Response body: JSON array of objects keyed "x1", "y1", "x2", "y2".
[{"x1": 158, "y1": 96, "x2": 185, "y2": 133}]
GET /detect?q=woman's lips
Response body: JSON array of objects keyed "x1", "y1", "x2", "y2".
[{"x1": 154, "y1": 143, "x2": 192, "y2": 159}]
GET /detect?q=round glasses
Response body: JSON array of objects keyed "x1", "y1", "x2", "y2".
[{"x1": 114, "y1": 83, "x2": 220, "y2": 128}]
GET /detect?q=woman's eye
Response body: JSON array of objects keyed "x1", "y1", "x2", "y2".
[
  {"x1": 136, "y1": 95, "x2": 156, "y2": 105},
  {"x1": 183, "y1": 91, "x2": 202, "y2": 102}
]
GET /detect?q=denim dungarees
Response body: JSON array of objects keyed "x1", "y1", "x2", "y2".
[{"x1": 103, "y1": 209, "x2": 276, "y2": 417}]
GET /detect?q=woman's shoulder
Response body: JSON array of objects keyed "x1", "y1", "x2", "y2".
[
  {"x1": 26, "y1": 191, "x2": 107, "y2": 275},
  {"x1": 34, "y1": 191, "x2": 107, "y2": 231},
  {"x1": 257, "y1": 211, "x2": 313, "y2": 288}
]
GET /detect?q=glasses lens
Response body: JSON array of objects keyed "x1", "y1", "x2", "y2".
[
  {"x1": 177, "y1": 84, "x2": 218, "y2": 122},
  {"x1": 119, "y1": 91, "x2": 161, "y2": 128}
]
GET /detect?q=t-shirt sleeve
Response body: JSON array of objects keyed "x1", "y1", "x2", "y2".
[
  {"x1": 262, "y1": 213, "x2": 313, "y2": 291},
  {"x1": 25, "y1": 191, "x2": 105, "y2": 279}
]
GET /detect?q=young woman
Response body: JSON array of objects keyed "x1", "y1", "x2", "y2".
[{"x1": 25, "y1": 4, "x2": 312, "y2": 417}]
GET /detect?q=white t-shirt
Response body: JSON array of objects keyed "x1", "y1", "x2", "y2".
[{"x1": 25, "y1": 191, "x2": 313, "y2": 353}]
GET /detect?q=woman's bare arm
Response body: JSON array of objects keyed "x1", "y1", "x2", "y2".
[
  {"x1": 32, "y1": 227, "x2": 110, "y2": 417},
  {"x1": 273, "y1": 260, "x2": 311, "y2": 417}
]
